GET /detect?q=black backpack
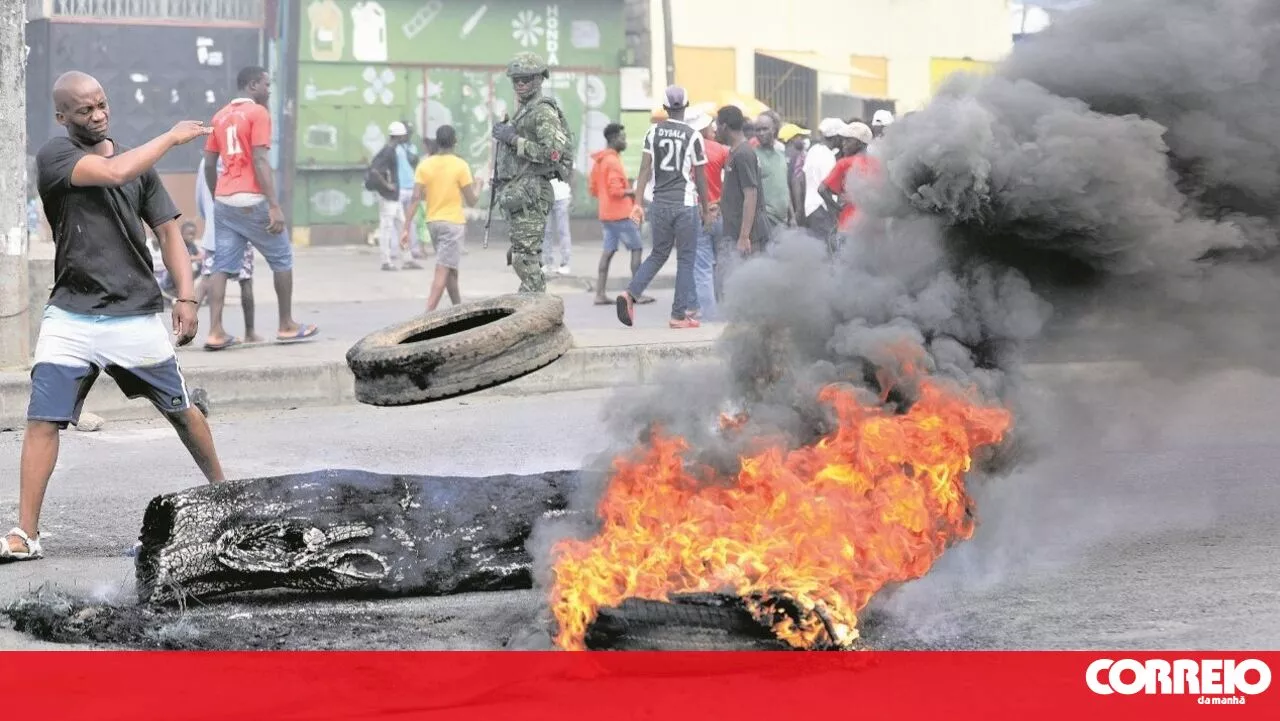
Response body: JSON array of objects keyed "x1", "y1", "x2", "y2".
[{"x1": 363, "y1": 148, "x2": 397, "y2": 199}]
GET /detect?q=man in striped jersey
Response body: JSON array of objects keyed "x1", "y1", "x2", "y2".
[{"x1": 617, "y1": 85, "x2": 713, "y2": 329}]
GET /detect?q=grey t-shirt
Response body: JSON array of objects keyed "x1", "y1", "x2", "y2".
[{"x1": 719, "y1": 141, "x2": 770, "y2": 245}]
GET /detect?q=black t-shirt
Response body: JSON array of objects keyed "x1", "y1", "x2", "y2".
[
  {"x1": 719, "y1": 141, "x2": 770, "y2": 245},
  {"x1": 37, "y1": 136, "x2": 180, "y2": 316},
  {"x1": 643, "y1": 119, "x2": 706, "y2": 207}
]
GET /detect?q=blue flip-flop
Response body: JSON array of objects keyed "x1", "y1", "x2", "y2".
[
  {"x1": 276, "y1": 324, "x2": 319, "y2": 344},
  {"x1": 203, "y1": 336, "x2": 242, "y2": 352}
]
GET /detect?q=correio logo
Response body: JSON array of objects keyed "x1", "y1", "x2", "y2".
[{"x1": 1086, "y1": 658, "x2": 1271, "y2": 703}]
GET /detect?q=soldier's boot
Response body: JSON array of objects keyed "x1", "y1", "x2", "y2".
[{"x1": 512, "y1": 252, "x2": 547, "y2": 293}]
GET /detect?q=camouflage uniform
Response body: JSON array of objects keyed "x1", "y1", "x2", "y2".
[{"x1": 493, "y1": 52, "x2": 572, "y2": 293}]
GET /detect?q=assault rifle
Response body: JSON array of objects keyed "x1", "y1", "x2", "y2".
[{"x1": 483, "y1": 114, "x2": 510, "y2": 250}]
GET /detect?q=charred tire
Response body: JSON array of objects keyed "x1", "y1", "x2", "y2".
[
  {"x1": 584, "y1": 597, "x2": 791, "y2": 651},
  {"x1": 346, "y1": 294, "x2": 572, "y2": 406}
]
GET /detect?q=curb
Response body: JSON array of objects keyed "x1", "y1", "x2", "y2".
[
  {"x1": 0, "y1": 342, "x2": 1148, "y2": 430},
  {"x1": 0, "y1": 341, "x2": 718, "y2": 429}
]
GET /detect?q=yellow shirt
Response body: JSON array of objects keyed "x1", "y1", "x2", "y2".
[{"x1": 413, "y1": 153, "x2": 474, "y2": 224}]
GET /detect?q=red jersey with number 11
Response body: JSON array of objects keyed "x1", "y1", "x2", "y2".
[{"x1": 205, "y1": 98, "x2": 272, "y2": 197}]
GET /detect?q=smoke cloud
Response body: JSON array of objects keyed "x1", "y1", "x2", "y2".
[{"x1": 531, "y1": 0, "x2": 1280, "y2": 639}]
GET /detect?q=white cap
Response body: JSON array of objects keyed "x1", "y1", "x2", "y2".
[
  {"x1": 387, "y1": 121, "x2": 408, "y2": 136},
  {"x1": 838, "y1": 122, "x2": 874, "y2": 144},
  {"x1": 687, "y1": 112, "x2": 712, "y2": 132},
  {"x1": 872, "y1": 109, "x2": 895, "y2": 127},
  {"x1": 817, "y1": 117, "x2": 844, "y2": 137}
]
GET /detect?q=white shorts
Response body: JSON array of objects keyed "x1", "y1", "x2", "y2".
[{"x1": 27, "y1": 305, "x2": 191, "y2": 427}]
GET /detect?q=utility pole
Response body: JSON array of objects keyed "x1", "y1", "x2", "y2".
[
  {"x1": 0, "y1": 1, "x2": 28, "y2": 369},
  {"x1": 660, "y1": 0, "x2": 674, "y2": 87}
]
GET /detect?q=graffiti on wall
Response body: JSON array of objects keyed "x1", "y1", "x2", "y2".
[
  {"x1": 294, "y1": 66, "x2": 620, "y2": 225},
  {"x1": 302, "y1": 0, "x2": 621, "y2": 67},
  {"x1": 292, "y1": 0, "x2": 623, "y2": 226}
]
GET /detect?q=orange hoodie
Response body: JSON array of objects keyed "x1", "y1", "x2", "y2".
[{"x1": 589, "y1": 148, "x2": 634, "y2": 222}]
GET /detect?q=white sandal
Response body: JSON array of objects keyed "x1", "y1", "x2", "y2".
[{"x1": 0, "y1": 527, "x2": 43, "y2": 561}]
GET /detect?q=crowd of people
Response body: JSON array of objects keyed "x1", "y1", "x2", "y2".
[
  {"x1": 598, "y1": 85, "x2": 894, "y2": 329},
  {"x1": 353, "y1": 75, "x2": 895, "y2": 331}
]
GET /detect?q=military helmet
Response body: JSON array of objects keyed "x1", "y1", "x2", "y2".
[{"x1": 506, "y1": 52, "x2": 549, "y2": 78}]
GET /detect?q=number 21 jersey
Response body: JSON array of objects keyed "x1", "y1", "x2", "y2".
[
  {"x1": 205, "y1": 98, "x2": 272, "y2": 198},
  {"x1": 643, "y1": 119, "x2": 707, "y2": 207}
]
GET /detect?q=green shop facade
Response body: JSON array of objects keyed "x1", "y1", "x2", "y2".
[{"x1": 291, "y1": 0, "x2": 626, "y2": 243}]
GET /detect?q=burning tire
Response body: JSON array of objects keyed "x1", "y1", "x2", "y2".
[
  {"x1": 346, "y1": 294, "x2": 572, "y2": 406},
  {"x1": 584, "y1": 595, "x2": 792, "y2": 651}
]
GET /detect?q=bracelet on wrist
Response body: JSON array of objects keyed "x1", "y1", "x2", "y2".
[{"x1": 175, "y1": 298, "x2": 199, "y2": 305}]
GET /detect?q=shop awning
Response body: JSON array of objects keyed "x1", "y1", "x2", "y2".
[{"x1": 756, "y1": 50, "x2": 880, "y2": 79}]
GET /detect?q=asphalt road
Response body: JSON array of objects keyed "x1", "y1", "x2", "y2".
[{"x1": 1, "y1": 371, "x2": 1278, "y2": 650}]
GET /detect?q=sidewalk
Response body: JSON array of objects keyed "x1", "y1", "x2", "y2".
[
  {"x1": 1, "y1": 243, "x2": 709, "y2": 428},
  {"x1": 1, "y1": 242, "x2": 1156, "y2": 428}
]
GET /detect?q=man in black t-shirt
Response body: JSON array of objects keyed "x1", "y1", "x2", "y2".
[
  {"x1": 711, "y1": 105, "x2": 772, "y2": 304},
  {"x1": 2, "y1": 71, "x2": 226, "y2": 563},
  {"x1": 617, "y1": 85, "x2": 712, "y2": 329},
  {"x1": 716, "y1": 107, "x2": 770, "y2": 250}
]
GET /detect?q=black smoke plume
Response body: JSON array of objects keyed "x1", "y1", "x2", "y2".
[{"x1": 531, "y1": 0, "x2": 1280, "y2": 616}]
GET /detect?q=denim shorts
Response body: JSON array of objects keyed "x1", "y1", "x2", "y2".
[
  {"x1": 602, "y1": 219, "x2": 643, "y2": 253},
  {"x1": 212, "y1": 201, "x2": 293, "y2": 274}
]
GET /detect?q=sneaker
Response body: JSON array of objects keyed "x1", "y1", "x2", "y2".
[
  {"x1": 381, "y1": 263, "x2": 397, "y2": 271},
  {"x1": 557, "y1": 265, "x2": 572, "y2": 276},
  {"x1": 669, "y1": 317, "x2": 702, "y2": 329},
  {"x1": 402, "y1": 261, "x2": 425, "y2": 270},
  {"x1": 615, "y1": 293, "x2": 636, "y2": 327}
]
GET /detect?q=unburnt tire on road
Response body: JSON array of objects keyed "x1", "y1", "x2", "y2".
[{"x1": 346, "y1": 294, "x2": 573, "y2": 406}]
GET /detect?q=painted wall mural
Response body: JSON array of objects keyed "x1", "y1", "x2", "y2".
[
  {"x1": 292, "y1": 0, "x2": 625, "y2": 228},
  {"x1": 301, "y1": 0, "x2": 622, "y2": 68}
]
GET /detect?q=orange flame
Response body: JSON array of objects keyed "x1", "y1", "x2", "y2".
[{"x1": 549, "y1": 378, "x2": 1012, "y2": 650}]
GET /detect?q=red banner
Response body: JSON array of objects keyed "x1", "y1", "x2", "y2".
[{"x1": 4, "y1": 651, "x2": 1276, "y2": 720}]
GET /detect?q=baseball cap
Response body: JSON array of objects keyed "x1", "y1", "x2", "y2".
[
  {"x1": 663, "y1": 85, "x2": 689, "y2": 109},
  {"x1": 817, "y1": 117, "x2": 844, "y2": 137},
  {"x1": 838, "y1": 122, "x2": 874, "y2": 144},
  {"x1": 778, "y1": 123, "x2": 810, "y2": 142},
  {"x1": 872, "y1": 109, "x2": 895, "y2": 126},
  {"x1": 687, "y1": 112, "x2": 712, "y2": 132},
  {"x1": 388, "y1": 121, "x2": 408, "y2": 136}
]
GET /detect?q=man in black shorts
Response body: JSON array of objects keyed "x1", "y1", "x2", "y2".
[{"x1": 2, "y1": 71, "x2": 226, "y2": 562}]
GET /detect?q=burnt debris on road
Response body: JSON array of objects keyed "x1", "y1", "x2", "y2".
[{"x1": 137, "y1": 468, "x2": 585, "y2": 605}]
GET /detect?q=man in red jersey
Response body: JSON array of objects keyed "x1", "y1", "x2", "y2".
[
  {"x1": 689, "y1": 111, "x2": 729, "y2": 320},
  {"x1": 820, "y1": 122, "x2": 877, "y2": 236},
  {"x1": 201, "y1": 66, "x2": 317, "y2": 351}
]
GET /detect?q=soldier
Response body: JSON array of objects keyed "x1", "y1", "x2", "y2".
[{"x1": 491, "y1": 51, "x2": 573, "y2": 293}]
